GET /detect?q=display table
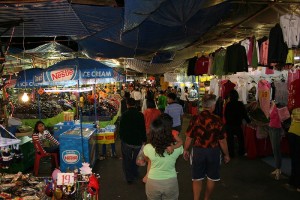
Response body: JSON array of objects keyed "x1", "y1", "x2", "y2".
[
  {"x1": 59, "y1": 127, "x2": 97, "y2": 172},
  {"x1": 0, "y1": 136, "x2": 34, "y2": 173},
  {"x1": 244, "y1": 125, "x2": 290, "y2": 159}
]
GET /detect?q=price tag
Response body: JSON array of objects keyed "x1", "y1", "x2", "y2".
[{"x1": 57, "y1": 173, "x2": 75, "y2": 185}]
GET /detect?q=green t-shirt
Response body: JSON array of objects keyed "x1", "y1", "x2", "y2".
[
  {"x1": 157, "y1": 95, "x2": 167, "y2": 110},
  {"x1": 143, "y1": 144, "x2": 183, "y2": 180}
]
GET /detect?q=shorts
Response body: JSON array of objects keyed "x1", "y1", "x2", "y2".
[{"x1": 191, "y1": 147, "x2": 221, "y2": 181}]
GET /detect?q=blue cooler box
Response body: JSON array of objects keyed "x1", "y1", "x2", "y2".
[{"x1": 59, "y1": 127, "x2": 97, "y2": 172}]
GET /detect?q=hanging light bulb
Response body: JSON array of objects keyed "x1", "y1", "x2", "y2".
[{"x1": 21, "y1": 92, "x2": 29, "y2": 102}]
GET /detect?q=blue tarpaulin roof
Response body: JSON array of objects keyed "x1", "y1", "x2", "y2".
[
  {"x1": 0, "y1": 0, "x2": 89, "y2": 37},
  {"x1": 73, "y1": 0, "x2": 231, "y2": 60}
]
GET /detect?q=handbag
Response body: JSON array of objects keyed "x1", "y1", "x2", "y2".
[
  {"x1": 136, "y1": 145, "x2": 146, "y2": 166},
  {"x1": 277, "y1": 106, "x2": 290, "y2": 122}
]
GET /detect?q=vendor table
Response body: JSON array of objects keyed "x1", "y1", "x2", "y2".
[
  {"x1": 0, "y1": 136, "x2": 34, "y2": 173},
  {"x1": 59, "y1": 127, "x2": 97, "y2": 172},
  {"x1": 244, "y1": 125, "x2": 290, "y2": 159}
]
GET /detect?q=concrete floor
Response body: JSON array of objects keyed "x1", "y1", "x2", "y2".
[
  {"x1": 37, "y1": 115, "x2": 300, "y2": 199},
  {"x1": 94, "y1": 116, "x2": 300, "y2": 200}
]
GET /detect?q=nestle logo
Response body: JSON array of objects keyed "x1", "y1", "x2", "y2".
[
  {"x1": 62, "y1": 150, "x2": 80, "y2": 164},
  {"x1": 51, "y1": 69, "x2": 74, "y2": 81}
]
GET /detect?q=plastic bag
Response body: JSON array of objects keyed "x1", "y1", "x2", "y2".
[{"x1": 136, "y1": 145, "x2": 146, "y2": 166}]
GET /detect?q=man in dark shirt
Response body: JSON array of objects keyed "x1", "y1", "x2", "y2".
[
  {"x1": 224, "y1": 89, "x2": 251, "y2": 157},
  {"x1": 184, "y1": 94, "x2": 230, "y2": 200},
  {"x1": 119, "y1": 97, "x2": 147, "y2": 184}
]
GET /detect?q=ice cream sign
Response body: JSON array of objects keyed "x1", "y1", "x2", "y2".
[
  {"x1": 62, "y1": 150, "x2": 80, "y2": 164},
  {"x1": 49, "y1": 68, "x2": 75, "y2": 82}
]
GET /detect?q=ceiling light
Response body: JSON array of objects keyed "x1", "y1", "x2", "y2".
[{"x1": 21, "y1": 93, "x2": 29, "y2": 102}]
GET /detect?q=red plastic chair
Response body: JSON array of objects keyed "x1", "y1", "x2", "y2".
[{"x1": 32, "y1": 139, "x2": 59, "y2": 176}]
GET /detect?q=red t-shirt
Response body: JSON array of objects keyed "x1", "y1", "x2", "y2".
[
  {"x1": 195, "y1": 56, "x2": 209, "y2": 75},
  {"x1": 143, "y1": 108, "x2": 161, "y2": 134}
]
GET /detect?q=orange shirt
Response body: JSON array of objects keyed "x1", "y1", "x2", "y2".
[{"x1": 143, "y1": 108, "x2": 161, "y2": 134}]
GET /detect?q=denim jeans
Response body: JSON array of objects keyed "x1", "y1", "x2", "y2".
[
  {"x1": 269, "y1": 127, "x2": 282, "y2": 169},
  {"x1": 121, "y1": 141, "x2": 142, "y2": 182}
]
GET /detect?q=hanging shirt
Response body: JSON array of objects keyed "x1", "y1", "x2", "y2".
[
  {"x1": 221, "y1": 80, "x2": 236, "y2": 99},
  {"x1": 211, "y1": 48, "x2": 226, "y2": 76},
  {"x1": 280, "y1": 14, "x2": 300, "y2": 48},
  {"x1": 268, "y1": 23, "x2": 288, "y2": 65},
  {"x1": 286, "y1": 49, "x2": 295, "y2": 64},
  {"x1": 288, "y1": 69, "x2": 300, "y2": 111},
  {"x1": 259, "y1": 39, "x2": 269, "y2": 66},
  {"x1": 274, "y1": 80, "x2": 288, "y2": 105},
  {"x1": 195, "y1": 56, "x2": 209, "y2": 75},
  {"x1": 236, "y1": 79, "x2": 247, "y2": 104},
  {"x1": 258, "y1": 80, "x2": 271, "y2": 118},
  {"x1": 223, "y1": 43, "x2": 248, "y2": 74},
  {"x1": 187, "y1": 56, "x2": 197, "y2": 76},
  {"x1": 209, "y1": 78, "x2": 220, "y2": 98}
]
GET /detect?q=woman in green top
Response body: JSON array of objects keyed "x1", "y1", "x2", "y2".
[
  {"x1": 157, "y1": 90, "x2": 168, "y2": 112},
  {"x1": 143, "y1": 118, "x2": 183, "y2": 200}
]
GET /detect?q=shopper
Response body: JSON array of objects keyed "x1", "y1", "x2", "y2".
[
  {"x1": 268, "y1": 101, "x2": 283, "y2": 180},
  {"x1": 157, "y1": 90, "x2": 167, "y2": 112},
  {"x1": 184, "y1": 94, "x2": 230, "y2": 200},
  {"x1": 144, "y1": 118, "x2": 183, "y2": 200},
  {"x1": 143, "y1": 99, "x2": 161, "y2": 135},
  {"x1": 224, "y1": 89, "x2": 251, "y2": 157},
  {"x1": 164, "y1": 92, "x2": 184, "y2": 133},
  {"x1": 179, "y1": 87, "x2": 189, "y2": 113},
  {"x1": 119, "y1": 98, "x2": 147, "y2": 184},
  {"x1": 285, "y1": 108, "x2": 300, "y2": 192},
  {"x1": 32, "y1": 121, "x2": 60, "y2": 154},
  {"x1": 143, "y1": 113, "x2": 183, "y2": 183}
]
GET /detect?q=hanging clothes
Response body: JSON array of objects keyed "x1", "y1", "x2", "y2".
[
  {"x1": 194, "y1": 55, "x2": 209, "y2": 75},
  {"x1": 187, "y1": 56, "x2": 197, "y2": 76},
  {"x1": 236, "y1": 79, "x2": 247, "y2": 104},
  {"x1": 258, "y1": 79, "x2": 271, "y2": 118},
  {"x1": 223, "y1": 43, "x2": 248, "y2": 74},
  {"x1": 221, "y1": 80, "x2": 236, "y2": 99},
  {"x1": 259, "y1": 39, "x2": 269, "y2": 66},
  {"x1": 251, "y1": 37, "x2": 260, "y2": 68},
  {"x1": 288, "y1": 69, "x2": 300, "y2": 111},
  {"x1": 241, "y1": 38, "x2": 252, "y2": 65},
  {"x1": 209, "y1": 78, "x2": 220, "y2": 98},
  {"x1": 280, "y1": 14, "x2": 300, "y2": 48},
  {"x1": 268, "y1": 23, "x2": 288, "y2": 66},
  {"x1": 211, "y1": 48, "x2": 226, "y2": 76},
  {"x1": 274, "y1": 80, "x2": 288, "y2": 105}
]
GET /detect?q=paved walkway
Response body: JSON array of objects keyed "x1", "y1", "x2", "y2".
[{"x1": 94, "y1": 116, "x2": 300, "y2": 200}]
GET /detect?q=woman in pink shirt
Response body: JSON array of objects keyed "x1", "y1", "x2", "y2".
[{"x1": 269, "y1": 101, "x2": 282, "y2": 180}]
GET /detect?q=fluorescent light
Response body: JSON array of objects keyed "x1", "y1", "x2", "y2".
[
  {"x1": 294, "y1": 56, "x2": 300, "y2": 60},
  {"x1": 44, "y1": 87, "x2": 93, "y2": 93}
]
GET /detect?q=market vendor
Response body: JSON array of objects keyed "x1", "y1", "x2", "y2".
[{"x1": 32, "y1": 121, "x2": 60, "y2": 154}]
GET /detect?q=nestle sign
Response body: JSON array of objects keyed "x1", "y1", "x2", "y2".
[{"x1": 50, "y1": 68, "x2": 74, "y2": 82}]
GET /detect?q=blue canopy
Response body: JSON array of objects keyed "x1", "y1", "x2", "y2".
[
  {"x1": 16, "y1": 68, "x2": 43, "y2": 88},
  {"x1": 73, "y1": 1, "x2": 230, "y2": 60},
  {"x1": 34, "y1": 58, "x2": 119, "y2": 86}
]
